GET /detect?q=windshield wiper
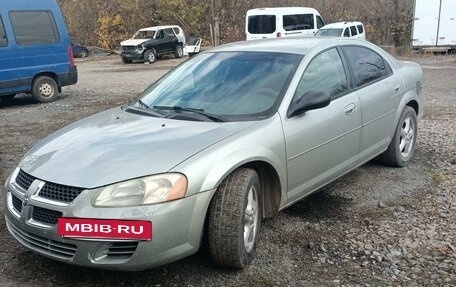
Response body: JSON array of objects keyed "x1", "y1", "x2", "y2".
[
  {"x1": 153, "y1": 105, "x2": 227, "y2": 122},
  {"x1": 137, "y1": 99, "x2": 149, "y2": 108},
  {"x1": 123, "y1": 100, "x2": 166, "y2": 118}
]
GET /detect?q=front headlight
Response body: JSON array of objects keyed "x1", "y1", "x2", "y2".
[{"x1": 92, "y1": 173, "x2": 187, "y2": 207}]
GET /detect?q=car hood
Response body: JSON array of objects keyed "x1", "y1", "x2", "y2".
[
  {"x1": 120, "y1": 39, "x2": 149, "y2": 46},
  {"x1": 20, "y1": 107, "x2": 256, "y2": 189}
]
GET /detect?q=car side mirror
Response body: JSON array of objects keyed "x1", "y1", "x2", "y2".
[{"x1": 287, "y1": 91, "x2": 331, "y2": 118}]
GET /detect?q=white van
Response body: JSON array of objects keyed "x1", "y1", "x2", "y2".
[
  {"x1": 315, "y1": 21, "x2": 366, "y2": 40},
  {"x1": 246, "y1": 7, "x2": 325, "y2": 40}
]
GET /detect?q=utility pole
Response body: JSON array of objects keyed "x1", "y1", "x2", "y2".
[{"x1": 211, "y1": 0, "x2": 220, "y2": 46}]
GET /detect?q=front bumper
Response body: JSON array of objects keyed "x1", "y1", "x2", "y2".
[
  {"x1": 120, "y1": 52, "x2": 144, "y2": 61},
  {"x1": 4, "y1": 172, "x2": 215, "y2": 271}
]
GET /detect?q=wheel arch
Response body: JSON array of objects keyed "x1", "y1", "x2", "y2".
[{"x1": 32, "y1": 72, "x2": 61, "y2": 91}]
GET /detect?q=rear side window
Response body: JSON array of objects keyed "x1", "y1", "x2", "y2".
[
  {"x1": 343, "y1": 28, "x2": 350, "y2": 37},
  {"x1": 10, "y1": 11, "x2": 59, "y2": 45},
  {"x1": 172, "y1": 27, "x2": 180, "y2": 35},
  {"x1": 316, "y1": 16, "x2": 325, "y2": 29},
  {"x1": 350, "y1": 26, "x2": 358, "y2": 36},
  {"x1": 0, "y1": 16, "x2": 7, "y2": 46},
  {"x1": 248, "y1": 15, "x2": 276, "y2": 34},
  {"x1": 283, "y1": 14, "x2": 314, "y2": 31},
  {"x1": 343, "y1": 46, "x2": 392, "y2": 87},
  {"x1": 357, "y1": 25, "x2": 364, "y2": 34}
]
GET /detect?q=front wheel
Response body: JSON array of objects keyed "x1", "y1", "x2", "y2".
[
  {"x1": 208, "y1": 168, "x2": 262, "y2": 268},
  {"x1": 174, "y1": 45, "x2": 183, "y2": 58},
  {"x1": 378, "y1": 106, "x2": 418, "y2": 167},
  {"x1": 31, "y1": 76, "x2": 58, "y2": 103},
  {"x1": 79, "y1": 50, "x2": 88, "y2": 58},
  {"x1": 144, "y1": 49, "x2": 156, "y2": 63}
]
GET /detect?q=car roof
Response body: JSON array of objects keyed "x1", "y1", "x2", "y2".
[
  {"x1": 208, "y1": 38, "x2": 339, "y2": 55},
  {"x1": 246, "y1": 7, "x2": 319, "y2": 16},
  {"x1": 321, "y1": 21, "x2": 364, "y2": 29},
  {"x1": 139, "y1": 25, "x2": 181, "y2": 31}
]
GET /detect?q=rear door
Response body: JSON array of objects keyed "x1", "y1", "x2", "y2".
[
  {"x1": 437, "y1": 0, "x2": 456, "y2": 46},
  {"x1": 0, "y1": 13, "x2": 20, "y2": 96},
  {"x1": 342, "y1": 45, "x2": 401, "y2": 159},
  {"x1": 246, "y1": 14, "x2": 277, "y2": 40},
  {"x1": 412, "y1": 0, "x2": 440, "y2": 47},
  {"x1": 282, "y1": 47, "x2": 361, "y2": 202}
]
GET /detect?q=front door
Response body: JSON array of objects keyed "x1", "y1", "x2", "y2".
[{"x1": 281, "y1": 48, "x2": 362, "y2": 203}]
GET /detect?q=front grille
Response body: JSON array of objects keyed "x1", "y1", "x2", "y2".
[
  {"x1": 32, "y1": 206, "x2": 63, "y2": 225},
  {"x1": 11, "y1": 194, "x2": 22, "y2": 213},
  {"x1": 7, "y1": 219, "x2": 77, "y2": 259},
  {"x1": 106, "y1": 241, "x2": 139, "y2": 259},
  {"x1": 15, "y1": 169, "x2": 36, "y2": 191},
  {"x1": 122, "y1": 46, "x2": 136, "y2": 53},
  {"x1": 38, "y1": 183, "x2": 84, "y2": 203}
]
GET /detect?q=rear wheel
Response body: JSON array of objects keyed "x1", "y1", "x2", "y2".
[
  {"x1": 144, "y1": 49, "x2": 156, "y2": 63},
  {"x1": 208, "y1": 168, "x2": 262, "y2": 268},
  {"x1": 31, "y1": 76, "x2": 58, "y2": 103},
  {"x1": 378, "y1": 106, "x2": 418, "y2": 167},
  {"x1": 79, "y1": 50, "x2": 88, "y2": 58},
  {"x1": 174, "y1": 44, "x2": 183, "y2": 58}
]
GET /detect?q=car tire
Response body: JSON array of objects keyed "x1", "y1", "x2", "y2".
[
  {"x1": 208, "y1": 168, "x2": 262, "y2": 268},
  {"x1": 121, "y1": 56, "x2": 132, "y2": 64},
  {"x1": 174, "y1": 44, "x2": 183, "y2": 58},
  {"x1": 144, "y1": 49, "x2": 156, "y2": 63},
  {"x1": 378, "y1": 106, "x2": 418, "y2": 167},
  {"x1": 79, "y1": 50, "x2": 88, "y2": 58},
  {"x1": 31, "y1": 76, "x2": 59, "y2": 103}
]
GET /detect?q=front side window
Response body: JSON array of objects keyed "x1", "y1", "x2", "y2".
[
  {"x1": 293, "y1": 48, "x2": 348, "y2": 104},
  {"x1": 9, "y1": 11, "x2": 59, "y2": 45},
  {"x1": 165, "y1": 28, "x2": 175, "y2": 36},
  {"x1": 343, "y1": 46, "x2": 392, "y2": 87},
  {"x1": 139, "y1": 52, "x2": 302, "y2": 121},
  {"x1": 248, "y1": 15, "x2": 276, "y2": 34},
  {"x1": 0, "y1": 16, "x2": 7, "y2": 46},
  {"x1": 283, "y1": 14, "x2": 314, "y2": 31},
  {"x1": 316, "y1": 16, "x2": 325, "y2": 29},
  {"x1": 343, "y1": 28, "x2": 350, "y2": 37}
]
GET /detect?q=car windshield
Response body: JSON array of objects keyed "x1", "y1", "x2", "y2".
[
  {"x1": 315, "y1": 28, "x2": 343, "y2": 37},
  {"x1": 137, "y1": 52, "x2": 302, "y2": 121},
  {"x1": 132, "y1": 30, "x2": 155, "y2": 39}
]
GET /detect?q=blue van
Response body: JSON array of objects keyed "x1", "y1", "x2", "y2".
[{"x1": 0, "y1": 0, "x2": 77, "y2": 103}]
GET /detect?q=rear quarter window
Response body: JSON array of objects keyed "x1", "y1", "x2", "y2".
[
  {"x1": 283, "y1": 14, "x2": 314, "y2": 31},
  {"x1": 0, "y1": 16, "x2": 7, "y2": 46},
  {"x1": 357, "y1": 25, "x2": 364, "y2": 34},
  {"x1": 248, "y1": 15, "x2": 276, "y2": 34},
  {"x1": 9, "y1": 11, "x2": 59, "y2": 45}
]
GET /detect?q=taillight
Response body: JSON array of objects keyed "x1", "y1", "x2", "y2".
[
  {"x1": 67, "y1": 45, "x2": 75, "y2": 66},
  {"x1": 276, "y1": 32, "x2": 281, "y2": 38}
]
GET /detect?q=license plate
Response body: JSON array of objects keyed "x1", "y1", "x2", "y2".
[{"x1": 57, "y1": 218, "x2": 152, "y2": 240}]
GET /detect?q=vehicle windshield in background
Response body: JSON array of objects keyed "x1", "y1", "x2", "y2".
[
  {"x1": 138, "y1": 52, "x2": 302, "y2": 121},
  {"x1": 315, "y1": 28, "x2": 343, "y2": 37},
  {"x1": 248, "y1": 15, "x2": 276, "y2": 34},
  {"x1": 132, "y1": 30, "x2": 155, "y2": 39}
]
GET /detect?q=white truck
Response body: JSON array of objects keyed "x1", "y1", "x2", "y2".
[{"x1": 412, "y1": 0, "x2": 456, "y2": 52}]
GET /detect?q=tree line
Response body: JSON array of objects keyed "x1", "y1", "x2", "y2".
[{"x1": 57, "y1": 0, "x2": 413, "y2": 50}]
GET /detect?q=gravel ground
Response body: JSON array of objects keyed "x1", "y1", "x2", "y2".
[{"x1": 0, "y1": 55, "x2": 455, "y2": 287}]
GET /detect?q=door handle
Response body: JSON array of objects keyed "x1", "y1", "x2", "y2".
[
  {"x1": 393, "y1": 84, "x2": 401, "y2": 92},
  {"x1": 344, "y1": 103, "x2": 356, "y2": 115}
]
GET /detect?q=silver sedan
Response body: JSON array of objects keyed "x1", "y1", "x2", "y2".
[{"x1": 4, "y1": 38, "x2": 424, "y2": 270}]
